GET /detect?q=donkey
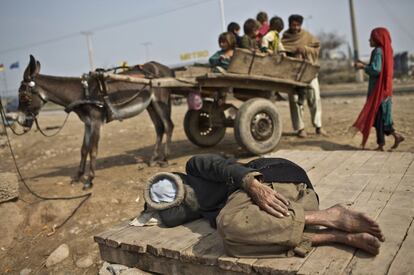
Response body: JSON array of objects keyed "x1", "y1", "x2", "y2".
[{"x1": 17, "y1": 55, "x2": 174, "y2": 189}]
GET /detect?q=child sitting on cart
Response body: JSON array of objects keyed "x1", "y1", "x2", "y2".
[
  {"x1": 209, "y1": 32, "x2": 236, "y2": 73},
  {"x1": 240, "y1": 18, "x2": 260, "y2": 52},
  {"x1": 261, "y1": 16, "x2": 286, "y2": 56},
  {"x1": 227, "y1": 22, "x2": 241, "y2": 47}
]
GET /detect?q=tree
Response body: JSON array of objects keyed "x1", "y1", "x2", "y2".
[{"x1": 317, "y1": 31, "x2": 346, "y2": 59}]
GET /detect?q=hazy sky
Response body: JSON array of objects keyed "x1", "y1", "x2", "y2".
[{"x1": 1, "y1": 0, "x2": 414, "y2": 96}]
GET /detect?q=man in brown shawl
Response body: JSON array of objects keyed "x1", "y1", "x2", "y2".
[{"x1": 282, "y1": 14, "x2": 327, "y2": 138}]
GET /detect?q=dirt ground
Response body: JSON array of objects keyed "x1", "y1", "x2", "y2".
[{"x1": 1, "y1": 86, "x2": 413, "y2": 274}]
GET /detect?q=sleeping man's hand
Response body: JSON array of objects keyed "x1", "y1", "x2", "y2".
[{"x1": 245, "y1": 178, "x2": 290, "y2": 218}]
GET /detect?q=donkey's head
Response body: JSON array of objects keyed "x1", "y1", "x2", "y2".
[{"x1": 17, "y1": 55, "x2": 47, "y2": 128}]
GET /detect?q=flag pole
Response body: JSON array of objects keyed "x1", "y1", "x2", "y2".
[{"x1": 1, "y1": 70, "x2": 8, "y2": 98}]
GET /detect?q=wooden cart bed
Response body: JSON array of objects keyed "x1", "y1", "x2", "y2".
[{"x1": 95, "y1": 150, "x2": 414, "y2": 275}]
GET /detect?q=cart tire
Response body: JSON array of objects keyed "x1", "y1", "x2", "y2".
[
  {"x1": 234, "y1": 98, "x2": 282, "y2": 154},
  {"x1": 184, "y1": 101, "x2": 226, "y2": 147}
]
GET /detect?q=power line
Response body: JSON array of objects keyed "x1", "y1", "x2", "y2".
[
  {"x1": 0, "y1": 0, "x2": 214, "y2": 55},
  {"x1": 378, "y1": 0, "x2": 414, "y2": 43},
  {"x1": 89, "y1": 0, "x2": 214, "y2": 33},
  {"x1": 0, "y1": 32, "x2": 81, "y2": 55}
]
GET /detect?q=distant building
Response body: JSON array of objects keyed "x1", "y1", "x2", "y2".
[{"x1": 394, "y1": 51, "x2": 410, "y2": 77}]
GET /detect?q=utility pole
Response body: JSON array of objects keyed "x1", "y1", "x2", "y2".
[
  {"x1": 349, "y1": 0, "x2": 364, "y2": 82},
  {"x1": 81, "y1": 31, "x2": 95, "y2": 71},
  {"x1": 219, "y1": 0, "x2": 226, "y2": 32},
  {"x1": 141, "y1": 42, "x2": 152, "y2": 62},
  {"x1": 305, "y1": 15, "x2": 313, "y2": 31}
]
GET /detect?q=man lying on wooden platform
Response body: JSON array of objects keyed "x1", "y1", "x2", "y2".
[{"x1": 143, "y1": 154, "x2": 385, "y2": 258}]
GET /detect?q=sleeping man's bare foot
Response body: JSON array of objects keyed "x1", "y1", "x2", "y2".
[
  {"x1": 305, "y1": 204, "x2": 385, "y2": 242},
  {"x1": 311, "y1": 229, "x2": 381, "y2": 255}
]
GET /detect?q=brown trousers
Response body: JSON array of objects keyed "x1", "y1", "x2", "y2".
[{"x1": 216, "y1": 182, "x2": 319, "y2": 258}]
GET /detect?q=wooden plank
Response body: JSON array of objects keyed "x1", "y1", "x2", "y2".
[
  {"x1": 387, "y1": 205, "x2": 414, "y2": 275},
  {"x1": 377, "y1": 152, "x2": 413, "y2": 175},
  {"x1": 136, "y1": 251, "x2": 258, "y2": 275},
  {"x1": 93, "y1": 220, "x2": 131, "y2": 245},
  {"x1": 344, "y1": 174, "x2": 414, "y2": 274},
  {"x1": 93, "y1": 72, "x2": 198, "y2": 88},
  {"x1": 234, "y1": 258, "x2": 258, "y2": 274},
  {"x1": 295, "y1": 174, "x2": 377, "y2": 274},
  {"x1": 332, "y1": 150, "x2": 375, "y2": 176},
  {"x1": 405, "y1": 156, "x2": 414, "y2": 175},
  {"x1": 159, "y1": 220, "x2": 216, "y2": 259},
  {"x1": 174, "y1": 66, "x2": 210, "y2": 78},
  {"x1": 180, "y1": 231, "x2": 225, "y2": 266},
  {"x1": 253, "y1": 256, "x2": 307, "y2": 275},
  {"x1": 317, "y1": 174, "x2": 373, "y2": 209},
  {"x1": 257, "y1": 154, "x2": 375, "y2": 274},
  {"x1": 296, "y1": 153, "x2": 410, "y2": 274},
  {"x1": 265, "y1": 149, "x2": 295, "y2": 159},
  {"x1": 354, "y1": 151, "x2": 390, "y2": 175},
  {"x1": 146, "y1": 219, "x2": 214, "y2": 258},
  {"x1": 294, "y1": 151, "x2": 331, "y2": 173},
  {"x1": 94, "y1": 151, "x2": 413, "y2": 275},
  {"x1": 118, "y1": 225, "x2": 166, "y2": 253},
  {"x1": 99, "y1": 243, "x2": 254, "y2": 275},
  {"x1": 266, "y1": 150, "x2": 331, "y2": 172},
  {"x1": 264, "y1": 150, "x2": 312, "y2": 169},
  {"x1": 152, "y1": 77, "x2": 197, "y2": 88},
  {"x1": 313, "y1": 151, "x2": 377, "y2": 207},
  {"x1": 218, "y1": 255, "x2": 245, "y2": 273},
  {"x1": 94, "y1": 72, "x2": 151, "y2": 84},
  {"x1": 299, "y1": 153, "x2": 413, "y2": 275},
  {"x1": 105, "y1": 225, "x2": 137, "y2": 248},
  {"x1": 199, "y1": 78, "x2": 297, "y2": 93},
  {"x1": 198, "y1": 72, "x2": 309, "y2": 87},
  {"x1": 306, "y1": 150, "x2": 354, "y2": 186},
  {"x1": 117, "y1": 221, "x2": 201, "y2": 255},
  {"x1": 98, "y1": 243, "x2": 141, "y2": 267},
  {"x1": 284, "y1": 150, "x2": 324, "y2": 165}
]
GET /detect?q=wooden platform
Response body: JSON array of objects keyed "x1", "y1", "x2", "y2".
[{"x1": 94, "y1": 150, "x2": 414, "y2": 275}]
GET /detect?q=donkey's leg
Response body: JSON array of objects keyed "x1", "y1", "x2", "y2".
[
  {"x1": 72, "y1": 123, "x2": 91, "y2": 184},
  {"x1": 156, "y1": 99, "x2": 174, "y2": 165},
  {"x1": 147, "y1": 102, "x2": 164, "y2": 166},
  {"x1": 83, "y1": 120, "x2": 102, "y2": 190}
]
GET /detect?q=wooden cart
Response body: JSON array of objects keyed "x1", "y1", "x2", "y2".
[
  {"x1": 171, "y1": 49, "x2": 319, "y2": 154},
  {"x1": 103, "y1": 49, "x2": 320, "y2": 154}
]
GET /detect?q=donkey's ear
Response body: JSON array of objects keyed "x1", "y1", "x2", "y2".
[
  {"x1": 29, "y1": 55, "x2": 37, "y2": 76},
  {"x1": 23, "y1": 55, "x2": 35, "y2": 80},
  {"x1": 35, "y1": 61, "x2": 41, "y2": 75}
]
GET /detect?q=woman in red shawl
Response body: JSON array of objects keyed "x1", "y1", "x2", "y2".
[{"x1": 354, "y1": 27, "x2": 404, "y2": 151}]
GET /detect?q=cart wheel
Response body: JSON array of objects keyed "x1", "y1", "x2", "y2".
[
  {"x1": 234, "y1": 98, "x2": 282, "y2": 154},
  {"x1": 184, "y1": 101, "x2": 226, "y2": 147}
]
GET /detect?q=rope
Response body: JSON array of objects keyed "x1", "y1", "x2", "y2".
[
  {"x1": 0, "y1": 106, "x2": 30, "y2": 136},
  {"x1": 34, "y1": 112, "x2": 70, "y2": 137},
  {"x1": 0, "y1": 98, "x2": 91, "y2": 234}
]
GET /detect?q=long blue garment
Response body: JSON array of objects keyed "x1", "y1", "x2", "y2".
[{"x1": 366, "y1": 47, "x2": 393, "y2": 128}]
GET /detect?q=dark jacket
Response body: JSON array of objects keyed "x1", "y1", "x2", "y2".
[{"x1": 183, "y1": 154, "x2": 314, "y2": 227}]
